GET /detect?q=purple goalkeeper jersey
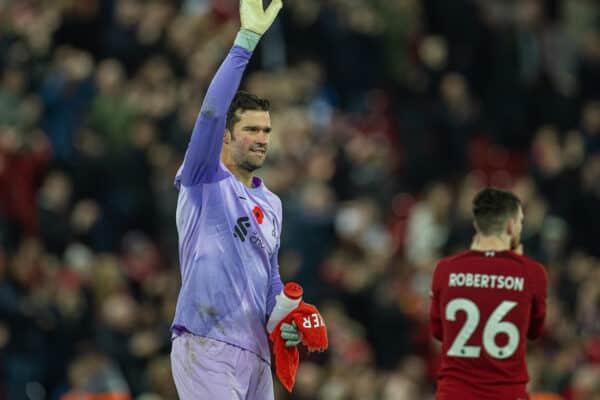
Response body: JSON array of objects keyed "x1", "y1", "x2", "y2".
[{"x1": 171, "y1": 45, "x2": 283, "y2": 362}]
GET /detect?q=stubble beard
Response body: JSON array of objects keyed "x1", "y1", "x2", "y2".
[
  {"x1": 233, "y1": 147, "x2": 266, "y2": 172},
  {"x1": 239, "y1": 158, "x2": 263, "y2": 172}
]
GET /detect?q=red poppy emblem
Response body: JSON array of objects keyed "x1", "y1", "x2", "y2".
[{"x1": 252, "y1": 206, "x2": 264, "y2": 224}]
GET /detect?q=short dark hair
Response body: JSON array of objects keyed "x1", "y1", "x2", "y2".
[
  {"x1": 472, "y1": 188, "x2": 521, "y2": 235},
  {"x1": 226, "y1": 91, "x2": 270, "y2": 132}
]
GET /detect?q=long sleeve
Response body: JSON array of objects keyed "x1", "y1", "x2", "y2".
[
  {"x1": 267, "y1": 246, "x2": 284, "y2": 316},
  {"x1": 176, "y1": 45, "x2": 252, "y2": 188},
  {"x1": 527, "y1": 263, "x2": 548, "y2": 340}
]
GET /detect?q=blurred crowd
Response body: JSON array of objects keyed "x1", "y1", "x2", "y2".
[{"x1": 0, "y1": 0, "x2": 599, "y2": 399}]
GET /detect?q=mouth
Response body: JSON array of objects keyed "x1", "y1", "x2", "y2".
[{"x1": 250, "y1": 149, "x2": 266, "y2": 156}]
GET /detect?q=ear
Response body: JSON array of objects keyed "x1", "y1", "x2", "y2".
[
  {"x1": 506, "y1": 217, "x2": 514, "y2": 236},
  {"x1": 224, "y1": 129, "x2": 232, "y2": 144}
]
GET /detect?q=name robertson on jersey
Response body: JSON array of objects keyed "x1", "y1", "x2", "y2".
[{"x1": 449, "y1": 273, "x2": 525, "y2": 292}]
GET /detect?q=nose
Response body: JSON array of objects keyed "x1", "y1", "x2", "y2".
[{"x1": 256, "y1": 130, "x2": 269, "y2": 144}]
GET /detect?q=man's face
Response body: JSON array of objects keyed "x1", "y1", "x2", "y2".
[
  {"x1": 510, "y1": 206, "x2": 524, "y2": 250},
  {"x1": 228, "y1": 110, "x2": 271, "y2": 172}
]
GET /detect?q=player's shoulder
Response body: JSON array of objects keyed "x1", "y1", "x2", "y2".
[
  {"x1": 506, "y1": 252, "x2": 547, "y2": 277},
  {"x1": 438, "y1": 250, "x2": 474, "y2": 266},
  {"x1": 262, "y1": 184, "x2": 281, "y2": 204},
  {"x1": 434, "y1": 250, "x2": 473, "y2": 274},
  {"x1": 261, "y1": 183, "x2": 282, "y2": 212},
  {"x1": 262, "y1": 184, "x2": 280, "y2": 199}
]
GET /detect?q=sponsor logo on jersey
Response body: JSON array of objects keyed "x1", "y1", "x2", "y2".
[
  {"x1": 233, "y1": 208, "x2": 275, "y2": 256},
  {"x1": 233, "y1": 217, "x2": 251, "y2": 241}
]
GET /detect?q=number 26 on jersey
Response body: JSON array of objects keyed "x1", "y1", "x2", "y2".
[{"x1": 446, "y1": 298, "x2": 519, "y2": 360}]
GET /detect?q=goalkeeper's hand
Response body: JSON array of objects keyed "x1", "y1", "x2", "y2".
[
  {"x1": 240, "y1": 0, "x2": 283, "y2": 36},
  {"x1": 280, "y1": 321, "x2": 301, "y2": 347}
]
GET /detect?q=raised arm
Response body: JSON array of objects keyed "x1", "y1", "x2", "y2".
[
  {"x1": 177, "y1": 45, "x2": 252, "y2": 187},
  {"x1": 176, "y1": 0, "x2": 283, "y2": 187}
]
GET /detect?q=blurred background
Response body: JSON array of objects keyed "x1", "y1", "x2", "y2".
[{"x1": 0, "y1": 0, "x2": 599, "y2": 399}]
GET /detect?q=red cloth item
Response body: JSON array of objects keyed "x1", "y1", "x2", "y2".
[{"x1": 269, "y1": 301, "x2": 328, "y2": 392}]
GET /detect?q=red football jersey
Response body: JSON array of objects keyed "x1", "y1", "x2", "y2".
[{"x1": 430, "y1": 250, "x2": 547, "y2": 400}]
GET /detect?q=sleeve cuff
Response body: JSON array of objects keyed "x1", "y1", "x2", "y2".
[{"x1": 234, "y1": 29, "x2": 261, "y2": 52}]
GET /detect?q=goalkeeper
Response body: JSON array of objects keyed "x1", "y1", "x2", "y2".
[{"x1": 169, "y1": 1, "x2": 303, "y2": 399}]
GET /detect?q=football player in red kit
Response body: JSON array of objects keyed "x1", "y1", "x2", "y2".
[{"x1": 430, "y1": 188, "x2": 548, "y2": 400}]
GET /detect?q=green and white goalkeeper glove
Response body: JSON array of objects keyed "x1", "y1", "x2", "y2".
[
  {"x1": 241, "y1": 0, "x2": 282, "y2": 35},
  {"x1": 235, "y1": 0, "x2": 283, "y2": 51},
  {"x1": 280, "y1": 321, "x2": 301, "y2": 347}
]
